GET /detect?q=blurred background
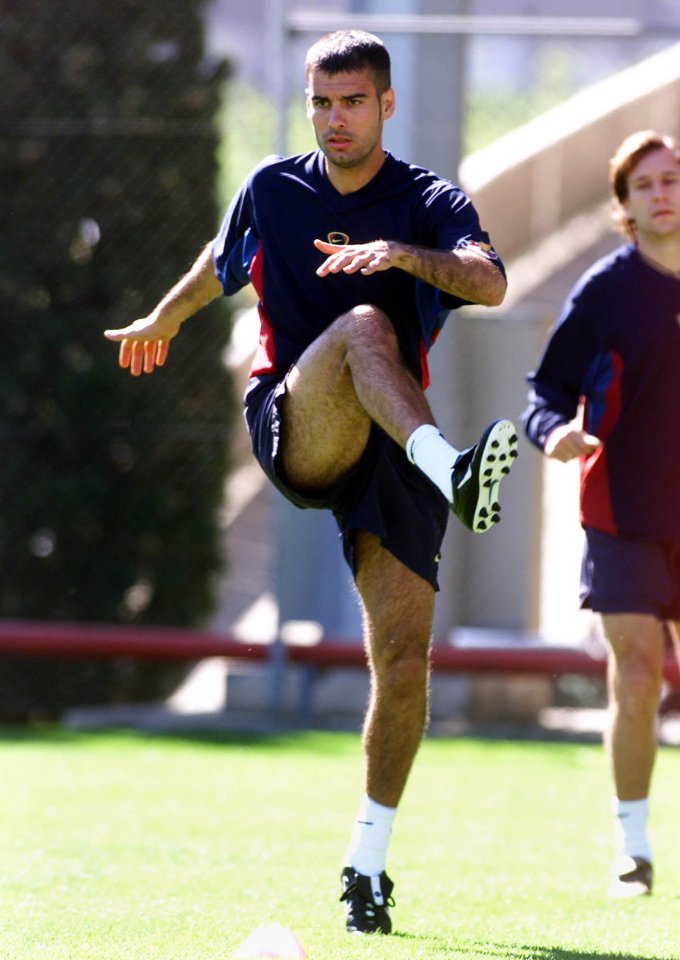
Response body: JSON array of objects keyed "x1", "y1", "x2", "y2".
[{"x1": 2, "y1": 0, "x2": 679, "y2": 725}]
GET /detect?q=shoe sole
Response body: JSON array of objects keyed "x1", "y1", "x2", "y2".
[
  {"x1": 607, "y1": 857, "x2": 653, "y2": 898},
  {"x1": 607, "y1": 877, "x2": 652, "y2": 898},
  {"x1": 454, "y1": 419, "x2": 518, "y2": 533}
]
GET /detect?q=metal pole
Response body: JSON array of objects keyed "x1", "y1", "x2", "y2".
[
  {"x1": 268, "y1": 0, "x2": 288, "y2": 156},
  {"x1": 286, "y1": 12, "x2": 642, "y2": 38}
]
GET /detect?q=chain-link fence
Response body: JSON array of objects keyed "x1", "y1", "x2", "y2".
[{"x1": 0, "y1": 0, "x2": 237, "y2": 717}]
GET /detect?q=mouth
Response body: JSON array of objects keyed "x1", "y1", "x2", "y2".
[{"x1": 326, "y1": 135, "x2": 352, "y2": 150}]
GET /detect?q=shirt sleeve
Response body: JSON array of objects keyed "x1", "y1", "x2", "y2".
[
  {"x1": 418, "y1": 179, "x2": 505, "y2": 310},
  {"x1": 212, "y1": 156, "x2": 280, "y2": 296},
  {"x1": 521, "y1": 275, "x2": 604, "y2": 451}
]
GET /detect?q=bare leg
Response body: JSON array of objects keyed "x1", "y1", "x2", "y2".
[
  {"x1": 354, "y1": 530, "x2": 434, "y2": 807},
  {"x1": 603, "y1": 613, "x2": 665, "y2": 800},
  {"x1": 279, "y1": 304, "x2": 435, "y2": 493}
]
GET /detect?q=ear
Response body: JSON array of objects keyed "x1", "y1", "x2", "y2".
[
  {"x1": 621, "y1": 206, "x2": 637, "y2": 242},
  {"x1": 621, "y1": 202, "x2": 635, "y2": 228},
  {"x1": 305, "y1": 89, "x2": 313, "y2": 120},
  {"x1": 381, "y1": 87, "x2": 395, "y2": 120}
]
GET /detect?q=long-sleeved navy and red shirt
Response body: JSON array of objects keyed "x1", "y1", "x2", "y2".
[
  {"x1": 212, "y1": 149, "x2": 502, "y2": 395},
  {"x1": 522, "y1": 243, "x2": 680, "y2": 539}
]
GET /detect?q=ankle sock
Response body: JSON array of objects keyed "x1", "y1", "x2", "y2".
[
  {"x1": 612, "y1": 797, "x2": 652, "y2": 862},
  {"x1": 405, "y1": 424, "x2": 460, "y2": 501},
  {"x1": 345, "y1": 794, "x2": 397, "y2": 876}
]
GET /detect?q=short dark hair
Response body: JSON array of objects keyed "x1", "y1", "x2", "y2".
[
  {"x1": 305, "y1": 29, "x2": 391, "y2": 94},
  {"x1": 609, "y1": 130, "x2": 680, "y2": 239}
]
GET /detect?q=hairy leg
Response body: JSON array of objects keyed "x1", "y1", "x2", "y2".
[
  {"x1": 603, "y1": 613, "x2": 665, "y2": 800},
  {"x1": 279, "y1": 304, "x2": 435, "y2": 493},
  {"x1": 353, "y1": 530, "x2": 434, "y2": 807}
]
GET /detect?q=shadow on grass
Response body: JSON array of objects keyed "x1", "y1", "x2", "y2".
[
  {"x1": 393, "y1": 931, "x2": 668, "y2": 960},
  {"x1": 0, "y1": 721, "x2": 285, "y2": 746},
  {"x1": 470, "y1": 944, "x2": 668, "y2": 960},
  {"x1": 0, "y1": 722, "x2": 360, "y2": 754}
]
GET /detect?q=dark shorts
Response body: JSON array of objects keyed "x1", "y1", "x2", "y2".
[
  {"x1": 244, "y1": 375, "x2": 449, "y2": 590},
  {"x1": 581, "y1": 526, "x2": 680, "y2": 621}
]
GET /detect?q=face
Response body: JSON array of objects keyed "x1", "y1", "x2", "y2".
[
  {"x1": 305, "y1": 66, "x2": 395, "y2": 180},
  {"x1": 623, "y1": 146, "x2": 680, "y2": 241}
]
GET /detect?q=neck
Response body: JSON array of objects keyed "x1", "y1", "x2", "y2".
[
  {"x1": 324, "y1": 150, "x2": 386, "y2": 196},
  {"x1": 637, "y1": 235, "x2": 680, "y2": 276}
]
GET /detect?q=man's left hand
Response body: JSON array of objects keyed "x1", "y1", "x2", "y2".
[{"x1": 314, "y1": 238, "x2": 394, "y2": 277}]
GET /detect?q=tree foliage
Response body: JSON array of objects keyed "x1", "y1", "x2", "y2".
[{"x1": 0, "y1": 0, "x2": 234, "y2": 716}]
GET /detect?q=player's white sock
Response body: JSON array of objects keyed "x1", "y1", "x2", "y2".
[
  {"x1": 405, "y1": 424, "x2": 460, "y2": 501},
  {"x1": 345, "y1": 793, "x2": 397, "y2": 876},
  {"x1": 612, "y1": 797, "x2": 653, "y2": 862}
]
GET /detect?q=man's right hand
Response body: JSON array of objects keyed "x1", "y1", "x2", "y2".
[
  {"x1": 103, "y1": 241, "x2": 222, "y2": 376},
  {"x1": 104, "y1": 315, "x2": 181, "y2": 376},
  {"x1": 544, "y1": 423, "x2": 602, "y2": 462}
]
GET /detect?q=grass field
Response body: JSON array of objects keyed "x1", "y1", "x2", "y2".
[{"x1": 1, "y1": 725, "x2": 679, "y2": 960}]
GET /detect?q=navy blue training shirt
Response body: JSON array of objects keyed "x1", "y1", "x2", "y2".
[
  {"x1": 522, "y1": 244, "x2": 680, "y2": 538},
  {"x1": 213, "y1": 149, "x2": 503, "y2": 391}
]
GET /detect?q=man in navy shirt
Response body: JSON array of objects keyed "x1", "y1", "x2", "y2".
[
  {"x1": 523, "y1": 130, "x2": 680, "y2": 899},
  {"x1": 106, "y1": 29, "x2": 517, "y2": 933}
]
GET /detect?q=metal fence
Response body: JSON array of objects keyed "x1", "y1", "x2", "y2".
[{"x1": 0, "y1": 1, "x2": 236, "y2": 716}]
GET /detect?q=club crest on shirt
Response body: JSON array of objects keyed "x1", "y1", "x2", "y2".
[
  {"x1": 465, "y1": 239, "x2": 500, "y2": 260},
  {"x1": 327, "y1": 231, "x2": 350, "y2": 245}
]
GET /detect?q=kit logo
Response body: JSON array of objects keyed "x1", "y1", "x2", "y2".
[
  {"x1": 327, "y1": 231, "x2": 350, "y2": 245},
  {"x1": 467, "y1": 239, "x2": 500, "y2": 261}
]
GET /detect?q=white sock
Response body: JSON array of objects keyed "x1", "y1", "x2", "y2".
[
  {"x1": 405, "y1": 424, "x2": 460, "y2": 501},
  {"x1": 344, "y1": 794, "x2": 397, "y2": 876},
  {"x1": 612, "y1": 797, "x2": 653, "y2": 862}
]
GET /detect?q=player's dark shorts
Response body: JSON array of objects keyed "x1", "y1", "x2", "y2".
[
  {"x1": 580, "y1": 526, "x2": 680, "y2": 621},
  {"x1": 244, "y1": 374, "x2": 449, "y2": 590}
]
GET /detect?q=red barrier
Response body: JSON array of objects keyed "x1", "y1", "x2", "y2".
[
  {"x1": 1, "y1": 618, "x2": 678, "y2": 685},
  {"x1": 0, "y1": 619, "x2": 267, "y2": 661}
]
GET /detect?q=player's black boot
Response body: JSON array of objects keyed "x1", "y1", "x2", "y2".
[
  {"x1": 340, "y1": 867, "x2": 394, "y2": 934},
  {"x1": 451, "y1": 418, "x2": 518, "y2": 532}
]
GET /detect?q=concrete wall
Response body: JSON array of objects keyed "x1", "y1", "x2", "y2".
[{"x1": 460, "y1": 41, "x2": 680, "y2": 260}]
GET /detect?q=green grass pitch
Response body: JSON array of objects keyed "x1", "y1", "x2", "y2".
[{"x1": 1, "y1": 726, "x2": 679, "y2": 959}]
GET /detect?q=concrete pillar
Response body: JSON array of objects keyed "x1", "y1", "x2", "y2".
[
  {"x1": 434, "y1": 309, "x2": 546, "y2": 639},
  {"x1": 273, "y1": 493, "x2": 362, "y2": 639}
]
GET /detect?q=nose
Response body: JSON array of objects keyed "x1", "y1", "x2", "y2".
[
  {"x1": 328, "y1": 103, "x2": 346, "y2": 128},
  {"x1": 651, "y1": 177, "x2": 668, "y2": 199}
]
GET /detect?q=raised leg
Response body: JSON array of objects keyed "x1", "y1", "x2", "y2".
[{"x1": 279, "y1": 304, "x2": 435, "y2": 494}]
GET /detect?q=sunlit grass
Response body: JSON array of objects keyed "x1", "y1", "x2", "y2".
[{"x1": 2, "y1": 727, "x2": 679, "y2": 959}]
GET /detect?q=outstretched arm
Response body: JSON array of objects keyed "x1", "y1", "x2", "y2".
[
  {"x1": 103, "y1": 242, "x2": 222, "y2": 375},
  {"x1": 313, "y1": 238, "x2": 506, "y2": 306}
]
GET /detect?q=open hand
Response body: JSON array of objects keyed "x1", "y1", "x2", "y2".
[
  {"x1": 314, "y1": 238, "x2": 394, "y2": 277},
  {"x1": 103, "y1": 316, "x2": 179, "y2": 376}
]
